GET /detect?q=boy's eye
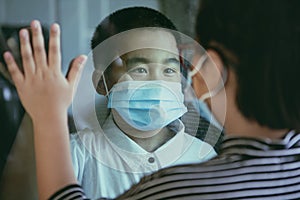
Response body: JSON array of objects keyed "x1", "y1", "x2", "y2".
[
  {"x1": 129, "y1": 66, "x2": 148, "y2": 74},
  {"x1": 164, "y1": 68, "x2": 176, "y2": 74}
]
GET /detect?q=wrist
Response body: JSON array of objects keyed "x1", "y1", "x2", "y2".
[{"x1": 31, "y1": 109, "x2": 68, "y2": 126}]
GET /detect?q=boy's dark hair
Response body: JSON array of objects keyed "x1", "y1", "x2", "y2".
[
  {"x1": 91, "y1": 7, "x2": 177, "y2": 50},
  {"x1": 196, "y1": 0, "x2": 300, "y2": 130}
]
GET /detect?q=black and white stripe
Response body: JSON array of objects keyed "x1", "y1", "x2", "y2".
[
  {"x1": 117, "y1": 130, "x2": 300, "y2": 200},
  {"x1": 49, "y1": 184, "x2": 89, "y2": 200}
]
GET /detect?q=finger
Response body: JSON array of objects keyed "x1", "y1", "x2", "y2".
[
  {"x1": 48, "y1": 23, "x2": 61, "y2": 71},
  {"x1": 4, "y1": 52, "x2": 24, "y2": 87},
  {"x1": 20, "y1": 29, "x2": 36, "y2": 75},
  {"x1": 31, "y1": 20, "x2": 47, "y2": 70},
  {"x1": 65, "y1": 58, "x2": 76, "y2": 78},
  {"x1": 67, "y1": 55, "x2": 87, "y2": 86}
]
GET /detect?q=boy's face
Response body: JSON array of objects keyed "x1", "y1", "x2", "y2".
[
  {"x1": 107, "y1": 29, "x2": 183, "y2": 137},
  {"x1": 106, "y1": 29, "x2": 180, "y2": 89}
]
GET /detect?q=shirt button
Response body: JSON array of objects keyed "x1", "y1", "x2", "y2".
[{"x1": 148, "y1": 157, "x2": 155, "y2": 163}]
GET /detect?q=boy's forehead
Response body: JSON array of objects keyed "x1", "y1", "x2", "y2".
[
  {"x1": 121, "y1": 48, "x2": 179, "y2": 61},
  {"x1": 117, "y1": 29, "x2": 178, "y2": 55}
]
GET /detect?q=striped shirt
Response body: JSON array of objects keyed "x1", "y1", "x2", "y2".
[
  {"x1": 49, "y1": 184, "x2": 88, "y2": 200},
  {"x1": 51, "y1": 130, "x2": 300, "y2": 200}
]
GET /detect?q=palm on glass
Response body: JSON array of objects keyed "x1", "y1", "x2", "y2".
[
  {"x1": 3, "y1": 20, "x2": 87, "y2": 199},
  {"x1": 3, "y1": 20, "x2": 86, "y2": 121}
]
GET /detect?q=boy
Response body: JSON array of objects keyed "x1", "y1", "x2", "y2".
[{"x1": 70, "y1": 7, "x2": 217, "y2": 199}]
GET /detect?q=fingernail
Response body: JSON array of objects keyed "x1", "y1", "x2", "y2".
[
  {"x1": 78, "y1": 56, "x2": 87, "y2": 65},
  {"x1": 32, "y1": 20, "x2": 40, "y2": 30},
  {"x1": 20, "y1": 29, "x2": 28, "y2": 40},
  {"x1": 3, "y1": 52, "x2": 12, "y2": 61},
  {"x1": 52, "y1": 23, "x2": 60, "y2": 32}
]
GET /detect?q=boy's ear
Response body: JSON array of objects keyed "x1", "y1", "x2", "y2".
[{"x1": 92, "y1": 70, "x2": 107, "y2": 95}]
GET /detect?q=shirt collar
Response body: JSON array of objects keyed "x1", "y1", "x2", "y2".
[{"x1": 101, "y1": 114, "x2": 191, "y2": 169}]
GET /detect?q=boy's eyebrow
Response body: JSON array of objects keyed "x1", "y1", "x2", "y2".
[
  {"x1": 164, "y1": 57, "x2": 180, "y2": 65},
  {"x1": 125, "y1": 57, "x2": 149, "y2": 66},
  {"x1": 125, "y1": 57, "x2": 180, "y2": 66}
]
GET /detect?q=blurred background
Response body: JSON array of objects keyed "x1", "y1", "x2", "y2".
[
  {"x1": 0, "y1": 1, "x2": 201, "y2": 199},
  {"x1": 0, "y1": 0, "x2": 200, "y2": 72}
]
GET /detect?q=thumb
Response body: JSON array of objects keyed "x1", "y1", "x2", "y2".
[{"x1": 67, "y1": 55, "x2": 87, "y2": 87}]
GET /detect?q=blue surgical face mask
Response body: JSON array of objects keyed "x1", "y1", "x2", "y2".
[
  {"x1": 195, "y1": 99, "x2": 222, "y2": 129},
  {"x1": 107, "y1": 80, "x2": 187, "y2": 131}
]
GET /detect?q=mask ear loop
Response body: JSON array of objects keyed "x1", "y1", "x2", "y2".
[
  {"x1": 189, "y1": 54, "x2": 208, "y2": 77},
  {"x1": 101, "y1": 72, "x2": 110, "y2": 97},
  {"x1": 199, "y1": 66, "x2": 228, "y2": 101},
  {"x1": 185, "y1": 54, "x2": 208, "y2": 94},
  {"x1": 199, "y1": 44, "x2": 233, "y2": 101},
  {"x1": 101, "y1": 56, "x2": 124, "y2": 97}
]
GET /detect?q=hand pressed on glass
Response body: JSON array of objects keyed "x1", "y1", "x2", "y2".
[
  {"x1": 3, "y1": 20, "x2": 86, "y2": 122},
  {"x1": 3, "y1": 20, "x2": 87, "y2": 200}
]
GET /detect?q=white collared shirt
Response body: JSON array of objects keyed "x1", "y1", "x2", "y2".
[{"x1": 70, "y1": 114, "x2": 216, "y2": 199}]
